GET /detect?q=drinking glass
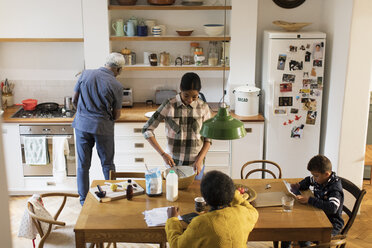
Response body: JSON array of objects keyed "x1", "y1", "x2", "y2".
[{"x1": 281, "y1": 196, "x2": 294, "y2": 212}]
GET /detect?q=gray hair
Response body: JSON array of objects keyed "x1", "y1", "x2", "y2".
[{"x1": 105, "y1": 52, "x2": 125, "y2": 68}]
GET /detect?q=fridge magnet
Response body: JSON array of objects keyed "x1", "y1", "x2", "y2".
[
  {"x1": 300, "y1": 45, "x2": 306, "y2": 51},
  {"x1": 295, "y1": 115, "x2": 302, "y2": 121},
  {"x1": 289, "y1": 45, "x2": 298, "y2": 52},
  {"x1": 303, "y1": 72, "x2": 309, "y2": 78},
  {"x1": 282, "y1": 73, "x2": 295, "y2": 83},
  {"x1": 291, "y1": 124, "x2": 305, "y2": 139},
  {"x1": 313, "y1": 59, "x2": 322, "y2": 67},
  {"x1": 299, "y1": 88, "x2": 311, "y2": 94},
  {"x1": 288, "y1": 119, "x2": 294, "y2": 124},
  {"x1": 301, "y1": 98, "x2": 317, "y2": 111},
  {"x1": 305, "y1": 51, "x2": 311, "y2": 62},
  {"x1": 306, "y1": 44, "x2": 311, "y2": 49},
  {"x1": 289, "y1": 60, "x2": 303, "y2": 71},
  {"x1": 317, "y1": 76, "x2": 323, "y2": 86},
  {"x1": 280, "y1": 83, "x2": 292, "y2": 92},
  {"x1": 313, "y1": 44, "x2": 323, "y2": 60},
  {"x1": 313, "y1": 90, "x2": 321, "y2": 97},
  {"x1": 279, "y1": 96, "x2": 293, "y2": 106},
  {"x1": 274, "y1": 108, "x2": 287, "y2": 115},
  {"x1": 306, "y1": 111, "x2": 317, "y2": 125},
  {"x1": 310, "y1": 84, "x2": 318, "y2": 89},
  {"x1": 303, "y1": 79, "x2": 315, "y2": 86},
  {"x1": 311, "y1": 67, "x2": 317, "y2": 77},
  {"x1": 295, "y1": 96, "x2": 300, "y2": 101},
  {"x1": 283, "y1": 121, "x2": 287, "y2": 126},
  {"x1": 290, "y1": 108, "x2": 299, "y2": 114},
  {"x1": 277, "y1": 54, "x2": 287, "y2": 70}
]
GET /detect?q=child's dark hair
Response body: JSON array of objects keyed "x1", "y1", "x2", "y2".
[
  {"x1": 307, "y1": 155, "x2": 332, "y2": 173},
  {"x1": 201, "y1": 170, "x2": 235, "y2": 208},
  {"x1": 180, "y1": 72, "x2": 201, "y2": 91}
]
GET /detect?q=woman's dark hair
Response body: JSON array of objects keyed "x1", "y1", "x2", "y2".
[
  {"x1": 307, "y1": 155, "x2": 332, "y2": 174},
  {"x1": 180, "y1": 72, "x2": 201, "y2": 91},
  {"x1": 201, "y1": 170, "x2": 235, "y2": 208}
]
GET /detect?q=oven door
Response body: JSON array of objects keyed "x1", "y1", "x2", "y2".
[{"x1": 20, "y1": 134, "x2": 76, "y2": 177}]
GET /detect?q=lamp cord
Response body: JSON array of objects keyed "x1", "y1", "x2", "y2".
[{"x1": 222, "y1": 0, "x2": 227, "y2": 105}]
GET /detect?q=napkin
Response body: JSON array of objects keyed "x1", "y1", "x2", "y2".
[{"x1": 143, "y1": 207, "x2": 182, "y2": 227}]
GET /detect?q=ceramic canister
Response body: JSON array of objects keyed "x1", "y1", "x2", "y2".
[{"x1": 152, "y1": 26, "x2": 162, "y2": 36}]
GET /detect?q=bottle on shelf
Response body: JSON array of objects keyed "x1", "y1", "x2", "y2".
[
  {"x1": 194, "y1": 48, "x2": 205, "y2": 66},
  {"x1": 166, "y1": 170, "x2": 178, "y2": 202},
  {"x1": 126, "y1": 179, "x2": 134, "y2": 200},
  {"x1": 190, "y1": 42, "x2": 199, "y2": 64},
  {"x1": 208, "y1": 41, "x2": 219, "y2": 66}
]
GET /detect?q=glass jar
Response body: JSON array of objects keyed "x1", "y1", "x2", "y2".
[
  {"x1": 194, "y1": 48, "x2": 205, "y2": 66},
  {"x1": 190, "y1": 42, "x2": 199, "y2": 64},
  {"x1": 208, "y1": 41, "x2": 219, "y2": 66}
]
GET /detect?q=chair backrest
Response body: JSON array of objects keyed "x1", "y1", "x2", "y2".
[
  {"x1": 109, "y1": 170, "x2": 146, "y2": 180},
  {"x1": 240, "y1": 160, "x2": 282, "y2": 179},
  {"x1": 339, "y1": 177, "x2": 366, "y2": 235}
]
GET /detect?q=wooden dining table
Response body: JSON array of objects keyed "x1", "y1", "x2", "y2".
[{"x1": 74, "y1": 178, "x2": 332, "y2": 247}]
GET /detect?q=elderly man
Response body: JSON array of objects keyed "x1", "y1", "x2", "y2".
[{"x1": 72, "y1": 52, "x2": 125, "y2": 205}]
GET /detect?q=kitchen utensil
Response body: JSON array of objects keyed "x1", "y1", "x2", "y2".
[
  {"x1": 272, "y1": 20, "x2": 312, "y2": 31},
  {"x1": 112, "y1": 19, "x2": 125, "y2": 36},
  {"x1": 64, "y1": 96, "x2": 73, "y2": 111},
  {"x1": 147, "y1": 0, "x2": 175, "y2": 5},
  {"x1": 233, "y1": 85, "x2": 260, "y2": 116},
  {"x1": 176, "y1": 29, "x2": 194, "y2": 36},
  {"x1": 36, "y1": 102, "x2": 59, "y2": 111},
  {"x1": 137, "y1": 25, "x2": 148, "y2": 36},
  {"x1": 155, "y1": 90, "x2": 177, "y2": 104},
  {"x1": 16, "y1": 99, "x2": 38, "y2": 111},
  {"x1": 117, "y1": 0, "x2": 138, "y2": 5},
  {"x1": 203, "y1": 24, "x2": 224, "y2": 36}
]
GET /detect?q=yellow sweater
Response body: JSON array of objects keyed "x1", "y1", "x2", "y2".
[{"x1": 165, "y1": 191, "x2": 259, "y2": 248}]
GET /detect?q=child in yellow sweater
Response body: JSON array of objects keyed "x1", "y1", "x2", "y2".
[{"x1": 165, "y1": 170, "x2": 259, "y2": 248}]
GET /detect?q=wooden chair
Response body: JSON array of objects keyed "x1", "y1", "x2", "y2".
[
  {"x1": 240, "y1": 160, "x2": 282, "y2": 179},
  {"x1": 26, "y1": 192, "x2": 79, "y2": 248},
  {"x1": 109, "y1": 170, "x2": 145, "y2": 180},
  {"x1": 302, "y1": 235, "x2": 347, "y2": 247}
]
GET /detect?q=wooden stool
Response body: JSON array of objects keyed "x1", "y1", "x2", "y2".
[{"x1": 364, "y1": 145, "x2": 372, "y2": 184}]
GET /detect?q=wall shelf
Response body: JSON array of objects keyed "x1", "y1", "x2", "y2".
[
  {"x1": 122, "y1": 64, "x2": 230, "y2": 71},
  {"x1": 0, "y1": 38, "x2": 84, "y2": 42},
  {"x1": 110, "y1": 36, "x2": 230, "y2": 41},
  {"x1": 108, "y1": 5, "x2": 232, "y2": 10}
]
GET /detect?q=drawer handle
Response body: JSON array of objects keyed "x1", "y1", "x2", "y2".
[
  {"x1": 133, "y1": 128, "x2": 142, "y2": 133},
  {"x1": 134, "y1": 143, "x2": 144, "y2": 148},
  {"x1": 245, "y1": 128, "x2": 252, "y2": 133},
  {"x1": 135, "y1": 158, "x2": 144, "y2": 162}
]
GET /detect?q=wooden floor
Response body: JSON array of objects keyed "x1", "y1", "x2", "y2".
[{"x1": 9, "y1": 182, "x2": 372, "y2": 248}]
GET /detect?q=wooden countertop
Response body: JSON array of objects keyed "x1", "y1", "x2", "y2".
[{"x1": 2, "y1": 103, "x2": 264, "y2": 123}]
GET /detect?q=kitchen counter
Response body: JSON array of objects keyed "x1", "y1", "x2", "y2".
[{"x1": 2, "y1": 103, "x2": 264, "y2": 123}]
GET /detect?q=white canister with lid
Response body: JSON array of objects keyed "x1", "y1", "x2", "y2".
[{"x1": 233, "y1": 85, "x2": 260, "y2": 116}]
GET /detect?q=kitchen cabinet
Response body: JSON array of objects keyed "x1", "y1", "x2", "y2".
[
  {"x1": 108, "y1": 3, "x2": 231, "y2": 71},
  {"x1": 0, "y1": 0, "x2": 83, "y2": 40},
  {"x1": 231, "y1": 122, "x2": 264, "y2": 179}
]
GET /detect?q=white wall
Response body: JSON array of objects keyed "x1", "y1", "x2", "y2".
[
  {"x1": 319, "y1": 0, "x2": 353, "y2": 173},
  {"x1": 0, "y1": 121, "x2": 12, "y2": 247},
  {"x1": 337, "y1": 0, "x2": 372, "y2": 187}
]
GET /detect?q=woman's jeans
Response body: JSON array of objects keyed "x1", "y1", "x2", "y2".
[{"x1": 75, "y1": 129, "x2": 115, "y2": 205}]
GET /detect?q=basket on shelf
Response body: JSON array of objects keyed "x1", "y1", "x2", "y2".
[
  {"x1": 117, "y1": 0, "x2": 137, "y2": 5},
  {"x1": 272, "y1": 20, "x2": 312, "y2": 32}
]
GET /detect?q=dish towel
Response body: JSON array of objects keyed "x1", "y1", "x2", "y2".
[
  {"x1": 18, "y1": 194, "x2": 53, "y2": 240},
  {"x1": 24, "y1": 136, "x2": 49, "y2": 165},
  {"x1": 52, "y1": 136, "x2": 69, "y2": 183}
]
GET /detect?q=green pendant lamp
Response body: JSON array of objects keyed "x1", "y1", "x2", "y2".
[{"x1": 200, "y1": 0, "x2": 247, "y2": 140}]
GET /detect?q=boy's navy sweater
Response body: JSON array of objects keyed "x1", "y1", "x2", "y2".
[{"x1": 299, "y1": 172, "x2": 344, "y2": 234}]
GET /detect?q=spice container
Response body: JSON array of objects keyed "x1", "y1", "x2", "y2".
[
  {"x1": 194, "y1": 48, "x2": 205, "y2": 66},
  {"x1": 190, "y1": 42, "x2": 199, "y2": 64}
]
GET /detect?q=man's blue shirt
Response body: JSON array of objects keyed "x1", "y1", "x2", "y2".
[{"x1": 72, "y1": 67, "x2": 123, "y2": 135}]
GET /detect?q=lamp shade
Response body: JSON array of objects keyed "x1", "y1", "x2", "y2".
[{"x1": 200, "y1": 107, "x2": 247, "y2": 140}]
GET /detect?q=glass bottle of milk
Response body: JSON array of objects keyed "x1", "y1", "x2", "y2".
[{"x1": 166, "y1": 170, "x2": 178, "y2": 202}]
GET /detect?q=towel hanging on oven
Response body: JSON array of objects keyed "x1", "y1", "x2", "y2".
[
  {"x1": 52, "y1": 136, "x2": 69, "y2": 183},
  {"x1": 23, "y1": 136, "x2": 49, "y2": 165}
]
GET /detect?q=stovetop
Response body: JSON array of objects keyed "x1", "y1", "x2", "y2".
[{"x1": 11, "y1": 107, "x2": 76, "y2": 119}]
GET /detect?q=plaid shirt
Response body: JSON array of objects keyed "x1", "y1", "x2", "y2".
[{"x1": 142, "y1": 94, "x2": 212, "y2": 166}]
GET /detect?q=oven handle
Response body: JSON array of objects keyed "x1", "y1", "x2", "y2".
[{"x1": 20, "y1": 135, "x2": 72, "y2": 139}]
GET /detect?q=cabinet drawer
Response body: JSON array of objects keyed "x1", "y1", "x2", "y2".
[
  {"x1": 115, "y1": 165, "x2": 166, "y2": 174},
  {"x1": 114, "y1": 152, "x2": 164, "y2": 166},
  {"x1": 115, "y1": 137, "x2": 166, "y2": 153},
  {"x1": 115, "y1": 123, "x2": 165, "y2": 137},
  {"x1": 209, "y1": 140, "x2": 230, "y2": 152},
  {"x1": 205, "y1": 152, "x2": 230, "y2": 167}
]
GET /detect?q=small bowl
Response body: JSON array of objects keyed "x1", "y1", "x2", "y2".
[
  {"x1": 176, "y1": 29, "x2": 194, "y2": 36},
  {"x1": 272, "y1": 20, "x2": 312, "y2": 32},
  {"x1": 203, "y1": 24, "x2": 224, "y2": 36}
]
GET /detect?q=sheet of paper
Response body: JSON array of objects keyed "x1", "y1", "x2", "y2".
[{"x1": 283, "y1": 180, "x2": 301, "y2": 197}]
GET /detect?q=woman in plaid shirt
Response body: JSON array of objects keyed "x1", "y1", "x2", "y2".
[{"x1": 142, "y1": 73, "x2": 212, "y2": 179}]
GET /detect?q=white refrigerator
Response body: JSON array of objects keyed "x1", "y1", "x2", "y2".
[{"x1": 262, "y1": 30, "x2": 326, "y2": 178}]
